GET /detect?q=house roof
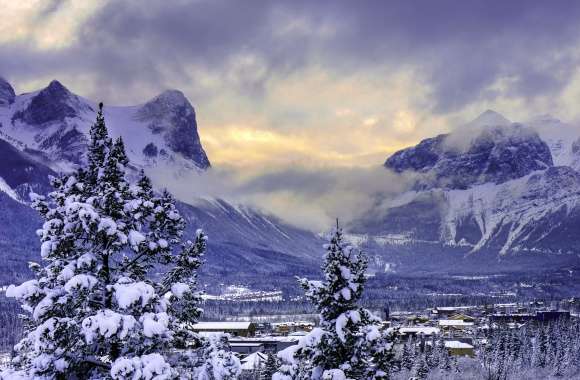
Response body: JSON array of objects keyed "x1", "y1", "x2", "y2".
[
  {"x1": 399, "y1": 327, "x2": 440, "y2": 335},
  {"x1": 438, "y1": 320, "x2": 474, "y2": 327},
  {"x1": 445, "y1": 341, "x2": 474, "y2": 349},
  {"x1": 230, "y1": 343, "x2": 264, "y2": 347},
  {"x1": 426, "y1": 340, "x2": 474, "y2": 349},
  {"x1": 191, "y1": 322, "x2": 253, "y2": 330},
  {"x1": 241, "y1": 352, "x2": 268, "y2": 370},
  {"x1": 448, "y1": 313, "x2": 474, "y2": 320}
]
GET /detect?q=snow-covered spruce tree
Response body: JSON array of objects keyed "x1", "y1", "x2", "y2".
[
  {"x1": 3, "y1": 103, "x2": 228, "y2": 379},
  {"x1": 412, "y1": 355, "x2": 429, "y2": 380},
  {"x1": 399, "y1": 338, "x2": 415, "y2": 372},
  {"x1": 262, "y1": 353, "x2": 280, "y2": 380},
  {"x1": 196, "y1": 334, "x2": 241, "y2": 380},
  {"x1": 274, "y1": 224, "x2": 393, "y2": 380}
]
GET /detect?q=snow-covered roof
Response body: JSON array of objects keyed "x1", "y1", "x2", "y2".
[
  {"x1": 191, "y1": 322, "x2": 253, "y2": 330},
  {"x1": 399, "y1": 327, "x2": 440, "y2": 335},
  {"x1": 436, "y1": 306, "x2": 475, "y2": 311},
  {"x1": 230, "y1": 343, "x2": 263, "y2": 347},
  {"x1": 272, "y1": 321, "x2": 315, "y2": 327},
  {"x1": 445, "y1": 341, "x2": 474, "y2": 349},
  {"x1": 240, "y1": 352, "x2": 268, "y2": 370},
  {"x1": 230, "y1": 336, "x2": 300, "y2": 343},
  {"x1": 241, "y1": 352, "x2": 268, "y2": 363},
  {"x1": 438, "y1": 320, "x2": 474, "y2": 327}
]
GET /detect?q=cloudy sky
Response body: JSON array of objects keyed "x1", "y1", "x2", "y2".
[{"x1": 3, "y1": 0, "x2": 580, "y2": 228}]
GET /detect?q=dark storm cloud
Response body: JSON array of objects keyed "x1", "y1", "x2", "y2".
[
  {"x1": 324, "y1": 0, "x2": 580, "y2": 111},
  {"x1": 2, "y1": 0, "x2": 580, "y2": 110}
]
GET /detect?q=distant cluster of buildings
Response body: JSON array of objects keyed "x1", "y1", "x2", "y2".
[
  {"x1": 385, "y1": 299, "x2": 578, "y2": 358},
  {"x1": 187, "y1": 299, "x2": 578, "y2": 373},
  {"x1": 188, "y1": 320, "x2": 316, "y2": 372}
]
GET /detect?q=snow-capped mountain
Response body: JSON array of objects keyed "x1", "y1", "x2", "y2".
[
  {"x1": 0, "y1": 78, "x2": 210, "y2": 173},
  {"x1": 351, "y1": 110, "x2": 580, "y2": 272},
  {"x1": 0, "y1": 78, "x2": 321, "y2": 285},
  {"x1": 385, "y1": 113, "x2": 552, "y2": 190}
]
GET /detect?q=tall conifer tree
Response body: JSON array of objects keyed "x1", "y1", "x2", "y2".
[{"x1": 4, "y1": 103, "x2": 239, "y2": 379}]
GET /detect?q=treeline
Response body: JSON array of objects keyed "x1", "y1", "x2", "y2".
[
  {"x1": 390, "y1": 319, "x2": 580, "y2": 380},
  {"x1": 0, "y1": 295, "x2": 22, "y2": 354},
  {"x1": 477, "y1": 319, "x2": 580, "y2": 379}
]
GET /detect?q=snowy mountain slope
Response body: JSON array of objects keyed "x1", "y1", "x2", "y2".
[
  {"x1": 525, "y1": 114, "x2": 580, "y2": 170},
  {"x1": 352, "y1": 111, "x2": 580, "y2": 271},
  {"x1": 0, "y1": 191, "x2": 42, "y2": 284},
  {"x1": 177, "y1": 199, "x2": 320, "y2": 277},
  {"x1": 0, "y1": 79, "x2": 210, "y2": 173},
  {"x1": 442, "y1": 166, "x2": 580, "y2": 254},
  {"x1": 0, "y1": 176, "x2": 20, "y2": 202},
  {"x1": 0, "y1": 137, "x2": 56, "y2": 200}
]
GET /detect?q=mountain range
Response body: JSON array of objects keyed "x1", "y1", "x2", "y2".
[
  {"x1": 350, "y1": 110, "x2": 580, "y2": 273},
  {"x1": 0, "y1": 77, "x2": 320, "y2": 286},
  {"x1": 0, "y1": 77, "x2": 578, "y2": 286}
]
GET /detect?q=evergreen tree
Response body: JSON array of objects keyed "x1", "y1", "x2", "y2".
[
  {"x1": 400, "y1": 338, "x2": 415, "y2": 371},
  {"x1": 196, "y1": 334, "x2": 241, "y2": 380},
  {"x1": 532, "y1": 325, "x2": 547, "y2": 368},
  {"x1": 413, "y1": 355, "x2": 429, "y2": 380},
  {"x1": 3, "y1": 103, "x2": 238, "y2": 379},
  {"x1": 428, "y1": 334, "x2": 441, "y2": 369},
  {"x1": 262, "y1": 353, "x2": 280, "y2": 380},
  {"x1": 438, "y1": 344, "x2": 452, "y2": 373},
  {"x1": 274, "y1": 223, "x2": 393, "y2": 380}
]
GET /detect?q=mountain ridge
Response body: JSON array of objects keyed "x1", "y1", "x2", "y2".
[
  {"x1": 0, "y1": 78, "x2": 211, "y2": 172},
  {"x1": 0, "y1": 77, "x2": 322, "y2": 286},
  {"x1": 351, "y1": 111, "x2": 580, "y2": 272},
  {"x1": 0, "y1": 79, "x2": 578, "y2": 280}
]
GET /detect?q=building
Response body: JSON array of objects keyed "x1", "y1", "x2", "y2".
[
  {"x1": 438, "y1": 319, "x2": 475, "y2": 337},
  {"x1": 229, "y1": 337, "x2": 300, "y2": 353},
  {"x1": 434, "y1": 306, "x2": 476, "y2": 317},
  {"x1": 425, "y1": 340, "x2": 475, "y2": 357},
  {"x1": 444, "y1": 341, "x2": 475, "y2": 357},
  {"x1": 489, "y1": 313, "x2": 534, "y2": 323},
  {"x1": 448, "y1": 313, "x2": 475, "y2": 323},
  {"x1": 536, "y1": 310, "x2": 570, "y2": 322},
  {"x1": 240, "y1": 352, "x2": 268, "y2": 371},
  {"x1": 272, "y1": 321, "x2": 314, "y2": 335},
  {"x1": 438, "y1": 320, "x2": 474, "y2": 329},
  {"x1": 191, "y1": 322, "x2": 257, "y2": 337},
  {"x1": 230, "y1": 342, "x2": 264, "y2": 355},
  {"x1": 397, "y1": 326, "x2": 440, "y2": 339}
]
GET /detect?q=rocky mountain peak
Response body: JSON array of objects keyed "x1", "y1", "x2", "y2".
[
  {"x1": 385, "y1": 118, "x2": 552, "y2": 190},
  {"x1": 1, "y1": 79, "x2": 211, "y2": 171},
  {"x1": 467, "y1": 109, "x2": 511, "y2": 128},
  {"x1": 12, "y1": 79, "x2": 92, "y2": 126},
  {"x1": 137, "y1": 89, "x2": 210, "y2": 169},
  {"x1": 0, "y1": 76, "x2": 15, "y2": 106},
  {"x1": 44, "y1": 80, "x2": 70, "y2": 97},
  {"x1": 139, "y1": 89, "x2": 192, "y2": 119},
  {"x1": 156, "y1": 89, "x2": 188, "y2": 105}
]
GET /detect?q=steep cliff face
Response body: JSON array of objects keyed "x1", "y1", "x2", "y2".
[
  {"x1": 0, "y1": 77, "x2": 15, "y2": 106},
  {"x1": 136, "y1": 90, "x2": 210, "y2": 168},
  {"x1": 0, "y1": 79, "x2": 210, "y2": 172}
]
